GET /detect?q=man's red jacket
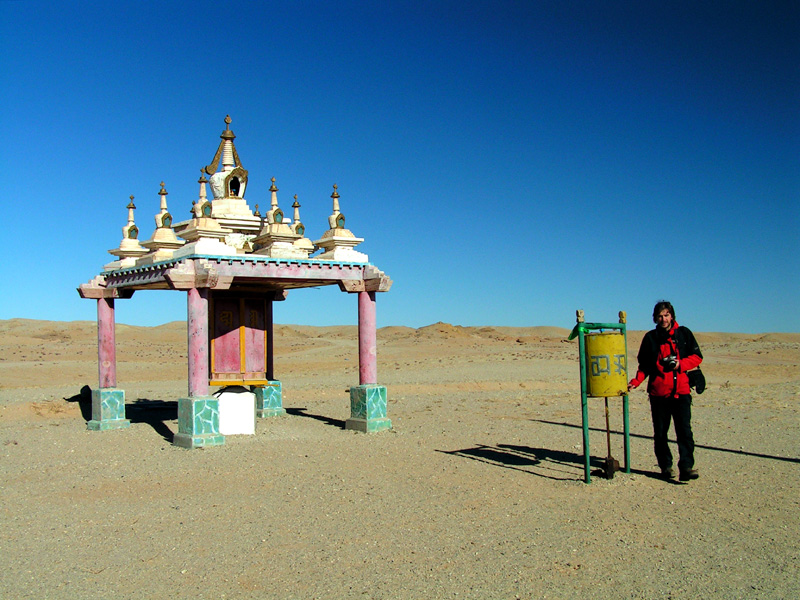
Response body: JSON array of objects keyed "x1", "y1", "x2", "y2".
[{"x1": 629, "y1": 321, "x2": 703, "y2": 398}]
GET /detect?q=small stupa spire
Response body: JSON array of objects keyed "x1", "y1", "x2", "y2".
[
  {"x1": 292, "y1": 195, "x2": 301, "y2": 223},
  {"x1": 141, "y1": 181, "x2": 184, "y2": 260},
  {"x1": 289, "y1": 194, "x2": 313, "y2": 253},
  {"x1": 193, "y1": 171, "x2": 209, "y2": 217},
  {"x1": 327, "y1": 184, "x2": 345, "y2": 229},
  {"x1": 198, "y1": 170, "x2": 208, "y2": 202},
  {"x1": 126, "y1": 195, "x2": 136, "y2": 227},
  {"x1": 331, "y1": 183, "x2": 340, "y2": 215},
  {"x1": 156, "y1": 182, "x2": 170, "y2": 227},
  {"x1": 252, "y1": 178, "x2": 308, "y2": 258},
  {"x1": 270, "y1": 177, "x2": 279, "y2": 210},
  {"x1": 106, "y1": 195, "x2": 147, "y2": 267},
  {"x1": 314, "y1": 184, "x2": 367, "y2": 262}
]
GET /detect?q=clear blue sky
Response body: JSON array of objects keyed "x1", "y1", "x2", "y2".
[{"x1": 1, "y1": 1, "x2": 798, "y2": 333}]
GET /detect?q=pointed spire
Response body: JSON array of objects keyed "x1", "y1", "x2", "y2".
[
  {"x1": 155, "y1": 182, "x2": 172, "y2": 228},
  {"x1": 221, "y1": 116, "x2": 235, "y2": 171},
  {"x1": 141, "y1": 181, "x2": 184, "y2": 259},
  {"x1": 327, "y1": 184, "x2": 345, "y2": 229},
  {"x1": 126, "y1": 195, "x2": 136, "y2": 228},
  {"x1": 221, "y1": 114, "x2": 234, "y2": 140},
  {"x1": 107, "y1": 194, "x2": 147, "y2": 265},
  {"x1": 270, "y1": 177, "x2": 279, "y2": 210},
  {"x1": 158, "y1": 181, "x2": 168, "y2": 210},
  {"x1": 198, "y1": 170, "x2": 208, "y2": 202},
  {"x1": 331, "y1": 183, "x2": 340, "y2": 215},
  {"x1": 204, "y1": 114, "x2": 242, "y2": 176},
  {"x1": 292, "y1": 194, "x2": 301, "y2": 223},
  {"x1": 291, "y1": 194, "x2": 308, "y2": 239},
  {"x1": 193, "y1": 170, "x2": 209, "y2": 217}
]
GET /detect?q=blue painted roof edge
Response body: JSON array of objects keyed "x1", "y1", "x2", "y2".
[{"x1": 102, "y1": 254, "x2": 374, "y2": 276}]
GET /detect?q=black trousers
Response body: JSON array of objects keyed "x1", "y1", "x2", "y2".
[{"x1": 649, "y1": 394, "x2": 695, "y2": 472}]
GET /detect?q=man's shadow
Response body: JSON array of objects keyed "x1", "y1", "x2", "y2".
[
  {"x1": 438, "y1": 443, "x2": 602, "y2": 481},
  {"x1": 439, "y1": 443, "x2": 661, "y2": 481}
]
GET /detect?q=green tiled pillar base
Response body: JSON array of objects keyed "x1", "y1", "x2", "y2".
[
  {"x1": 87, "y1": 388, "x2": 131, "y2": 431},
  {"x1": 345, "y1": 384, "x2": 392, "y2": 433},
  {"x1": 254, "y1": 381, "x2": 285, "y2": 418},
  {"x1": 173, "y1": 396, "x2": 225, "y2": 449}
]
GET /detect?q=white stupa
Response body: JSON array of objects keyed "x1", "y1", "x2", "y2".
[
  {"x1": 140, "y1": 182, "x2": 185, "y2": 263},
  {"x1": 312, "y1": 185, "x2": 368, "y2": 262},
  {"x1": 203, "y1": 115, "x2": 262, "y2": 235},
  {"x1": 251, "y1": 178, "x2": 309, "y2": 259},
  {"x1": 106, "y1": 195, "x2": 148, "y2": 270},
  {"x1": 173, "y1": 172, "x2": 236, "y2": 259}
]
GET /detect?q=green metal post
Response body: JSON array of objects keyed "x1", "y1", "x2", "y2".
[
  {"x1": 578, "y1": 328, "x2": 591, "y2": 483},
  {"x1": 623, "y1": 393, "x2": 631, "y2": 472},
  {"x1": 620, "y1": 312, "x2": 631, "y2": 473}
]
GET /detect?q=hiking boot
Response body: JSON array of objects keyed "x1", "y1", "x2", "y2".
[
  {"x1": 679, "y1": 469, "x2": 699, "y2": 481},
  {"x1": 661, "y1": 467, "x2": 676, "y2": 479}
]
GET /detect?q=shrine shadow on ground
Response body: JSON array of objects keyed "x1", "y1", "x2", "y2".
[
  {"x1": 65, "y1": 385, "x2": 93, "y2": 421},
  {"x1": 126, "y1": 399, "x2": 177, "y2": 442},
  {"x1": 65, "y1": 387, "x2": 177, "y2": 443},
  {"x1": 285, "y1": 407, "x2": 346, "y2": 429}
]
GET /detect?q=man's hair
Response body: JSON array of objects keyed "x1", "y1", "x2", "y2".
[{"x1": 652, "y1": 300, "x2": 676, "y2": 323}]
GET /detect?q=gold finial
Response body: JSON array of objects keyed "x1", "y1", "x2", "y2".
[
  {"x1": 198, "y1": 170, "x2": 208, "y2": 184},
  {"x1": 331, "y1": 183, "x2": 339, "y2": 199},
  {"x1": 270, "y1": 177, "x2": 278, "y2": 192},
  {"x1": 254, "y1": 203, "x2": 261, "y2": 217},
  {"x1": 127, "y1": 195, "x2": 135, "y2": 210},
  {"x1": 159, "y1": 181, "x2": 167, "y2": 196},
  {"x1": 221, "y1": 115, "x2": 235, "y2": 140},
  {"x1": 576, "y1": 309, "x2": 585, "y2": 323},
  {"x1": 292, "y1": 194, "x2": 300, "y2": 208},
  {"x1": 619, "y1": 311, "x2": 627, "y2": 324}
]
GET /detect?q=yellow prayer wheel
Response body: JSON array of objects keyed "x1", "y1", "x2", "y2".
[{"x1": 584, "y1": 331, "x2": 627, "y2": 397}]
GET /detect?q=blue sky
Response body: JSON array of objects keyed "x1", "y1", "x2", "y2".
[{"x1": 1, "y1": 1, "x2": 798, "y2": 333}]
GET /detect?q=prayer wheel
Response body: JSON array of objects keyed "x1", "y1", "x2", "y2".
[{"x1": 584, "y1": 331, "x2": 627, "y2": 397}]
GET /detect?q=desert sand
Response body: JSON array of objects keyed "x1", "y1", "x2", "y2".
[{"x1": 1, "y1": 318, "x2": 798, "y2": 599}]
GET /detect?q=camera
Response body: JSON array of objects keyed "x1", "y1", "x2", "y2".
[{"x1": 661, "y1": 355, "x2": 678, "y2": 371}]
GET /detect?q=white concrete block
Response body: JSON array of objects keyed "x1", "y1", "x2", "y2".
[{"x1": 215, "y1": 387, "x2": 256, "y2": 435}]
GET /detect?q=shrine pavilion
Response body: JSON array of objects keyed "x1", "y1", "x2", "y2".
[{"x1": 78, "y1": 116, "x2": 393, "y2": 448}]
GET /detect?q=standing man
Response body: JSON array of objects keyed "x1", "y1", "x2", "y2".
[{"x1": 628, "y1": 301, "x2": 703, "y2": 481}]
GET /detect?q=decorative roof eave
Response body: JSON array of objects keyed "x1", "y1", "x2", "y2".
[
  {"x1": 93, "y1": 255, "x2": 389, "y2": 292},
  {"x1": 77, "y1": 275, "x2": 136, "y2": 299}
]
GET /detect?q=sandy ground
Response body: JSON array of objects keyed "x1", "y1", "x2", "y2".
[{"x1": 0, "y1": 318, "x2": 798, "y2": 599}]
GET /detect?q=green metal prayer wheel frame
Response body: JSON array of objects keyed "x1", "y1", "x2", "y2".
[{"x1": 568, "y1": 310, "x2": 631, "y2": 483}]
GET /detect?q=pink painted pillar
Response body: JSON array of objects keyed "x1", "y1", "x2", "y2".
[
  {"x1": 266, "y1": 298, "x2": 274, "y2": 381},
  {"x1": 97, "y1": 297, "x2": 117, "y2": 388},
  {"x1": 187, "y1": 288, "x2": 210, "y2": 397},
  {"x1": 358, "y1": 291, "x2": 378, "y2": 385}
]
